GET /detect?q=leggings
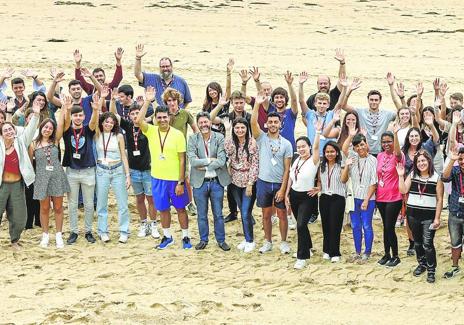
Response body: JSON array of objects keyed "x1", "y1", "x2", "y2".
[
  {"x1": 320, "y1": 194, "x2": 346, "y2": 257},
  {"x1": 289, "y1": 189, "x2": 317, "y2": 259},
  {"x1": 25, "y1": 183, "x2": 40, "y2": 229},
  {"x1": 376, "y1": 200, "x2": 402, "y2": 257},
  {"x1": 350, "y1": 198, "x2": 375, "y2": 254}
]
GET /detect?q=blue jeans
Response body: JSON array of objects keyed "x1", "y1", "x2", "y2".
[
  {"x1": 229, "y1": 183, "x2": 254, "y2": 242},
  {"x1": 96, "y1": 164, "x2": 130, "y2": 236},
  {"x1": 193, "y1": 179, "x2": 225, "y2": 243},
  {"x1": 350, "y1": 198, "x2": 375, "y2": 254}
]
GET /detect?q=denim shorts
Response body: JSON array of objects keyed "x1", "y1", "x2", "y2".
[
  {"x1": 448, "y1": 212, "x2": 464, "y2": 248},
  {"x1": 130, "y1": 169, "x2": 152, "y2": 196},
  {"x1": 151, "y1": 177, "x2": 189, "y2": 211},
  {"x1": 256, "y1": 178, "x2": 285, "y2": 209}
]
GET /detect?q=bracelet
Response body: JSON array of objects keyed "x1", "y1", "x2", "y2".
[
  {"x1": 135, "y1": 57, "x2": 142, "y2": 60},
  {"x1": 242, "y1": 82, "x2": 247, "y2": 86},
  {"x1": 315, "y1": 131, "x2": 321, "y2": 134},
  {"x1": 399, "y1": 95, "x2": 405, "y2": 99},
  {"x1": 340, "y1": 62, "x2": 345, "y2": 65}
]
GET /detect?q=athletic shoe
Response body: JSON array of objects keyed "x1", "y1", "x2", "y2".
[
  {"x1": 443, "y1": 266, "x2": 460, "y2": 279},
  {"x1": 259, "y1": 241, "x2": 273, "y2": 253},
  {"x1": 271, "y1": 215, "x2": 278, "y2": 225},
  {"x1": 308, "y1": 214, "x2": 318, "y2": 224},
  {"x1": 186, "y1": 202, "x2": 197, "y2": 216},
  {"x1": 288, "y1": 215, "x2": 296, "y2": 230},
  {"x1": 385, "y1": 256, "x2": 401, "y2": 268},
  {"x1": 407, "y1": 248, "x2": 415, "y2": 256},
  {"x1": 137, "y1": 222, "x2": 148, "y2": 237},
  {"x1": 150, "y1": 221, "x2": 161, "y2": 239},
  {"x1": 100, "y1": 233, "x2": 110, "y2": 243},
  {"x1": 323, "y1": 253, "x2": 330, "y2": 260},
  {"x1": 292, "y1": 252, "x2": 297, "y2": 258},
  {"x1": 361, "y1": 253, "x2": 370, "y2": 261},
  {"x1": 413, "y1": 264, "x2": 427, "y2": 277},
  {"x1": 427, "y1": 271, "x2": 436, "y2": 283},
  {"x1": 156, "y1": 236, "x2": 174, "y2": 249},
  {"x1": 243, "y1": 242, "x2": 256, "y2": 253},
  {"x1": 39, "y1": 233, "x2": 49, "y2": 248},
  {"x1": 280, "y1": 241, "x2": 291, "y2": 254},
  {"x1": 85, "y1": 232, "x2": 96, "y2": 243},
  {"x1": 218, "y1": 242, "x2": 231, "y2": 251},
  {"x1": 331, "y1": 256, "x2": 341, "y2": 263},
  {"x1": 395, "y1": 220, "x2": 401, "y2": 228},
  {"x1": 182, "y1": 237, "x2": 192, "y2": 249},
  {"x1": 119, "y1": 234, "x2": 128, "y2": 244},
  {"x1": 294, "y1": 259, "x2": 306, "y2": 269},
  {"x1": 67, "y1": 232, "x2": 78, "y2": 245},
  {"x1": 237, "y1": 240, "x2": 246, "y2": 251},
  {"x1": 348, "y1": 254, "x2": 361, "y2": 263},
  {"x1": 377, "y1": 255, "x2": 391, "y2": 265},
  {"x1": 55, "y1": 233, "x2": 64, "y2": 249},
  {"x1": 195, "y1": 240, "x2": 208, "y2": 250}
]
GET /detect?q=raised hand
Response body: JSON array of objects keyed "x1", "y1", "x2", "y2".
[
  {"x1": 392, "y1": 122, "x2": 401, "y2": 133},
  {"x1": 1, "y1": 67, "x2": 14, "y2": 79},
  {"x1": 20, "y1": 68, "x2": 37, "y2": 79},
  {"x1": 345, "y1": 157, "x2": 353, "y2": 166},
  {"x1": 433, "y1": 78, "x2": 440, "y2": 92},
  {"x1": 135, "y1": 44, "x2": 146, "y2": 59},
  {"x1": 395, "y1": 163, "x2": 405, "y2": 177},
  {"x1": 452, "y1": 110, "x2": 461, "y2": 125},
  {"x1": 386, "y1": 72, "x2": 395, "y2": 86},
  {"x1": 59, "y1": 93, "x2": 72, "y2": 110},
  {"x1": 348, "y1": 125, "x2": 358, "y2": 137},
  {"x1": 91, "y1": 93, "x2": 101, "y2": 110},
  {"x1": 218, "y1": 94, "x2": 229, "y2": 107},
  {"x1": 416, "y1": 82, "x2": 424, "y2": 97},
  {"x1": 238, "y1": 69, "x2": 251, "y2": 83},
  {"x1": 284, "y1": 70, "x2": 293, "y2": 85},
  {"x1": 0, "y1": 99, "x2": 7, "y2": 112},
  {"x1": 349, "y1": 78, "x2": 362, "y2": 92},
  {"x1": 144, "y1": 86, "x2": 156, "y2": 102},
  {"x1": 80, "y1": 67, "x2": 92, "y2": 78},
  {"x1": 226, "y1": 58, "x2": 234, "y2": 73},
  {"x1": 114, "y1": 47, "x2": 124, "y2": 62},
  {"x1": 332, "y1": 109, "x2": 341, "y2": 123},
  {"x1": 249, "y1": 66, "x2": 260, "y2": 82},
  {"x1": 255, "y1": 91, "x2": 267, "y2": 105},
  {"x1": 32, "y1": 97, "x2": 41, "y2": 114},
  {"x1": 360, "y1": 127, "x2": 367, "y2": 136},
  {"x1": 449, "y1": 145, "x2": 460, "y2": 161},
  {"x1": 299, "y1": 71, "x2": 309, "y2": 85},
  {"x1": 339, "y1": 74, "x2": 348, "y2": 88},
  {"x1": 135, "y1": 95, "x2": 144, "y2": 107},
  {"x1": 439, "y1": 82, "x2": 449, "y2": 98},
  {"x1": 73, "y1": 49, "x2": 82, "y2": 64},
  {"x1": 100, "y1": 85, "x2": 110, "y2": 98},
  {"x1": 395, "y1": 82, "x2": 405, "y2": 98},
  {"x1": 315, "y1": 118, "x2": 324, "y2": 132},
  {"x1": 334, "y1": 48, "x2": 345, "y2": 63},
  {"x1": 6, "y1": 98, "x2": 15, "y2": 112},
  {"x1": 423, "y1": 114, "x2": 434, "y2": 126}
]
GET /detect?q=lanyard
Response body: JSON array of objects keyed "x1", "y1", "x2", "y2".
[
  {"x1": 133, "y1": 126, "x2": 140, "y2": 151},
  {"x1": 269, "y1": 136, "x2": 282, "y2": 158},
  {"x1": 72, "y1": 127, "x2": 84, "y2": 154},
  {"x1": 368, "y1": 111, "x2": 380, "y2": 134},
  {"x1": 380, "y1": 153, "x2": 393, "y2": 182},
  {"x1": 418, "y1": 177, "x2": 429, "y2": 198},
  {"x1": 327, "y1": 164, "x2": 335, "y2": 189},
  {"x1": 102, "y1": 132, "x2": 112, "y2": 159},
  {"x1": 358, "y1": 157, "x2": 367, "y2": 182},
  {"x1": 203, "y1": 136, "x2": 210, "y2": 158},
  {"x1": 158, "y1": 127, "x2": 170, "y2": 154},
  {"x1": 460, "y1": 173, "x2": 464, "y2": 197},
  {"x1": 294, "y1": 157, "x2": 308, "y2": 182}
]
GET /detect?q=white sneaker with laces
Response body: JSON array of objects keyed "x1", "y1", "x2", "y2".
[
  {"x1": 55, "y1": 233, "x2": 64, "y2": 249},
  {"x1": 237, "y1": 240, "x2": 246, "y2": 251},
  {"x1": 331, "y1": 256, "x2": 341, "y2": 263},
  {"x1": 137, "y1": 222, "x2": 148, "y2": 237},
  {"x1": 39, "y1": 233, "x2": 49, "y2": 248},
  {"x1": 150, "y1": 221, "x2": 161, "y2": 239},
  {"x1": 280, "y1": 241, "x2": 291, "y2": 254},
  {"x1": 323, "y1": 253, "x2": 330, "y2": 260},
  {"x1": 288, "y1": 215, "x2": 296, "y2": 230},
  {"x1": 119, "y1": 233, "x2": 128, "y2": 243},
  {"x1": 294, "y1": 259, "x2": 306, "y2": 269},
  {"x1": 100, "y1": 233, "x2": 110, "y2": 243},
  {"x1": 243, "y1": 242, "x2": 256, "y2": 253},
  {"x1": 259, "y1": 241, "x2": 273, "y2": 253}
]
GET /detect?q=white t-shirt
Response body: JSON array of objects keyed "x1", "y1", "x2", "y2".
[{"x1": 290, "y1": 156, "x2": 319, "y2": 192}]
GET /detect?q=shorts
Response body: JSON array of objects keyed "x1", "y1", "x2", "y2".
[
  {"x1": 130, "y1": 169, "x2": 152, "y2": 196},
  {"x1": 151, "y1": 177, "x2": 190, "y2": 211},
  {"x1": 448, "y1": 212, "x2": 464, "y2": 248},
  {"x1": 256, "y1": 178, "x2": 285, "y2": 209}
]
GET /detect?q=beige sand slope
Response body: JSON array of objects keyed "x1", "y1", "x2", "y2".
[{"x1": 1, "y1": 0, "x2": 464, "y2": 324}]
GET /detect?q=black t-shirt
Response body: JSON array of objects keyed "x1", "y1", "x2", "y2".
[
  {"x1": 204, "y1": 102, "x2": 230, "y2": 135},
  {"x1": 62, "y1": 125, "x2": 96, "y2": 169},
  {"x1": 306, "y1": 86, "x2": 341, "y2": 111},
  {"x1": 120, "y1": 118, "x2": 151, "y2": 171}
]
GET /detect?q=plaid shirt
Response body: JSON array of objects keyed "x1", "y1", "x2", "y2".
[{"x1": 442, "y1": 166, "x2": 464, "y2": 216}]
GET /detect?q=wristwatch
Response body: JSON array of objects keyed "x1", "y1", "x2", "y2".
[{"x1": 177, "y1": 181, "x2": 184, "y2": 185}]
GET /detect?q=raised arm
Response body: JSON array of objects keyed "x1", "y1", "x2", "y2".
[
  {"x1": 209, "y1": 95, "x2": 228, "y2": 124},
  {"x1": 80, "y1": 67, "x2": 102, "y2": 94},
  {"x1": 136, "y1": 86, "x2": 155, "y2": 132},
  {"x1": 251, "y1": 93, "x2": 265, "y2": 139},
  {"x1": 285, "y1": 71, "x2": 298, "y2": 115},
  {"x1": 312, "y1": 120, "x2": 322, "y2": 165},
  {"x1": 396, "y1": 164, "x2": 410, "y2": 194},
  {"x1": 443, "y1": 147, "x2": 459, "y2": 179},
  {"x1": 0, "y1": 67, "x2": 14, "y2": 95},
  {"x1": 134, "y1": 44, "x2": 146, "y2": 83},
  {"x1": 298, "y1": 71, "x2": 309, "y2": 116},
  {"x1": 341, "y1": 78, "x2": 362, "y2": 113},
  {"x1": 55, "y1": 94, "x2": 72, "y2": 142},
  {"x1": 249, "y1": 67, "x2": 261, "y2": 93},
  {"x1": 334, "y1": 48, "x2": 346, "y2": 91},
  {"x1": 47, "y1": 70, "x2": 65, "y2": 107},
  {"x1": 393, "y1": 122, "x2": 402, "y2": 158},
  {"x1": 109, "y1": 88, "x2": 119, "y2": 115},
  {"x1": 73, "y1": 49, "x2": 93, "y2": 94},
  {"x1": 448, "y1": 111, "x2": 460, "y2": 151},
  {"x1": 88, "y1": 93, "x2": 101, "y2": 132},
  {"x1": 341, "y1": 156, "x2": 352, "y2": 183},
  {"x1": 109, "y1": 47, "x2": 124, "y2": 88},
  {"x1": 22, "y1": 100, "x2": 41, "y2": 146},
  {"x1": 322, "y1": 108, "x2": 341, "y2": 139},
  {"x1": 423, "y1": 113, "x2": 440, "y2": 144},
  {"x1": 342, "y1": 124, "x2": 357, "y2": 157},
  {"x1": 118, "y1": 133, "x2": 131, "y2": 189},
  {"x1": 225, "y1": 58, "x2": 234, "y2": 100},
  {"x1": 386, "y1": 72, "x2": 403, "y2": 110},
  {"x1": 239, "y1": 69, "x2": 252, "y2": 103}
]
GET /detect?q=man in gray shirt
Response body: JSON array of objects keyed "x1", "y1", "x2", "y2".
[{"x1": 251, "y1": 93, "x2": 293, "y2": 255}]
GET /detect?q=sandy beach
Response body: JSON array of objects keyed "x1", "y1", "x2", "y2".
[{"x1": 1, "y1": 0, "x2": 464, "y2": 324}]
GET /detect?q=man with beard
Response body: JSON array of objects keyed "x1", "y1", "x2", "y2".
[
  {"x1": 304, "y1": 48, "x2": 346, "y2": 112},
  {"x1": 187, "y1": 112, "x2": 231, "y2": 251},
  {"x1": 134, "y1": 44, "x2": 192, "y2": 109}
]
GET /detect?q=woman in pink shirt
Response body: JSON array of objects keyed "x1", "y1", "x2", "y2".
[{"x1": 376, "y1": 131, "x2": 405, "y2": 268}]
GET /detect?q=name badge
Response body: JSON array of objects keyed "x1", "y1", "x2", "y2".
[
  {"x1": 371, "y1": 135, "x2": 378, "y2": 141},
  {"x1": 359, "y1": 185, "x2": 365, "y2": 190},
  {"x1": 46, "y1": 166, "x2": 54, "y2": 171},
  {"x1": 459, "y1": 197, "x2": 464, "y2": 204},
  {"x1": 73, "y1": 153, "x2": 81, "y2": 159},
  {"x1": 271, "y1": 158, "x2": 277, "y2": 166},
  {"x1": 159, "y1": 154, "x2": 166, "y2": 160},
  {"x1": 133, "y1": 150, "x2": 141, "y2": 156},
  {"x1": 320, "y1": 135, "x2": 326, "y2": 140},
  {"x1": 378, "y1": 180, "x2": 385, "y2": 187}
]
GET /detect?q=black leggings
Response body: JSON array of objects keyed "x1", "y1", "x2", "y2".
[
  {"x1": 25, "y1": 184, "x2": 40, "y2": 229},
  {"x1": 376, "y1": 200, "x2": 402, "y2": 257},
  {"x1": 320, "y1": 194, "x2": 346, "y2": 257},
  {"x1": 289, "y1": 189, "x2": 317, "y2": 259}
]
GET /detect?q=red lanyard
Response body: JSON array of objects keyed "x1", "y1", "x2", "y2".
[
  {"x1": 158, "y1": 127, "x2": 170, "y2": 154},
  {"x1": 294, "y1": 157, "x2": 308, "y2": 182},
  {"x1": 380, "y1": 153, "x2": 393, "y2": 182},
  {"x1": 327, "y1": 165, "x2": 335, "y2": 189},
  {"x1": 418, "y1": 178, "x2": 429, "y2": 197},
  {"x1": 102, "y1": 132, "x2": 112, "y2": 159},
  {"x1": 133, "y1": 126, "x2": 140, "y2": 151},
  {"x1": 460, "y1": 173, "x2": 464, "y2": 197},
  {"x1": 72, "y1": 127, "x2": 84, "y2": 154},
  {"x1": 203, "y1": 136, "x2": 210, "y2": 158}
]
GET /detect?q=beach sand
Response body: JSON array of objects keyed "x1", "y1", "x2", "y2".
[{"x1": 1, "y1": 0, "x2": 464, "y2": 324}]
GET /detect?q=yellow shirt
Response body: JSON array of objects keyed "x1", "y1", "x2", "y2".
[{"x1": 143, "y1": 124, "x2": 186, "y2": 180}]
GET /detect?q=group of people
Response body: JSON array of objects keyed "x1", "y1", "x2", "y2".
[{"x1": 0, "y1": 46, "x2": 463, "y2": 284}]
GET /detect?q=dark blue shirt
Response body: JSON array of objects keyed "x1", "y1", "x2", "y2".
[
  {"x1": 279, "y1": 108, "x2": 297, "y2": 152},
  {"x1": 81, "y1": 95, "x2": 93, "y2": 126},
  {"x1": 140, "y1": 72, "x2": 192, "y2": 108},
  {"x1": 443, "y1": 166, "x2": 464, "y2": 216}
]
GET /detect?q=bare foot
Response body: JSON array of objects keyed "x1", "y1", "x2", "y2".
[{"x1": 11, "y1": 242, "x2": 21, "y2": 251}]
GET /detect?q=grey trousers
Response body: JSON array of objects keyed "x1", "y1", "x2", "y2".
[{"x1": 0, "y1": 181, "x2": 26, "y2": 243}]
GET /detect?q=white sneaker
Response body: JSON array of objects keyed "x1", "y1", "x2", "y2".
[
  {"x1": 237, "y1": 240, "x2": 246, "y2": 251},
  {"x1": 288, "y1": 215, "x2": 296, "y2": 230},
  {"x1": 100, "y1": 233, "x2": 110, "y2": 243},
  {"x1": 186, "y1": 202, "x2": 197, "y2": 216},
  {"x1": 39, "y1": 233, "x2": 49, "y2": 248},
  {"x1": 293, "y1": 250, "x2": 313, "y2": 258},
  {"x1": 294, "y1": 259, "x2": 306, "y2": 269},
  {"x1": 280, "y1": 241, "x2": 291, "y2": 254},
  {"x1": 323, "y1": 253, "x2": 330, "y2": 260},
  {"x1": 150, "y1": 221, "x2": 161, "y2": 239},
  {"x1": 331, "y1": 256, "x2": 341, "y2": 263},
  {"x1": 243, "y1": 242, "x2": 256, "y2": 253},
  {"x1": 137, "y1": 222, "x2": 148, "y2": 237},
  {"x1": 259, "y1": 241, "x2": 273, "y2": 253},
  {"x1": 271, "y1": 215, "x2": 278, "y2": 225},
  {"x1": 292, "y1": 252, "x2": 297, "y2": 258},
  {"x1": 395, "y1": 220, "x2": 401, "y2": 228},
  {"x1": 119, "y1": 234, "x2": 128, "y2": 243},
  {"x1": 55, "y1": 233, "x2": 64, "y2": 249}
]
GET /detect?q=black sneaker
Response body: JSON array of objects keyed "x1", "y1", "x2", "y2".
[
  {"x1": 427, "y1": 271, "x2": 436, "y2": 283},
  {"x1": 85, "y1": 232, "x2": 96, "y2": 243},
  {"x1": 195, "y1": 240, "x2": 208, "y2": 250},
  {"x1": 66, "y1": 232, "x2": 78, "y2": 245},
  {"x1": 377, "y1": 255, "x2": 391, "y2": 265},
  {"x1": 308, "y1": 214, "x2": 318, "y2": 224},
  {"x1": 385, "y1": 256, "x2": 401, "y2": 268},
  {"x1": 406, "y1": 248, "x2": 415, "y2": 256},
  {"x1": 413, "y1": 264, "x2": 427, "y2": 276},
  {"x1": 224, "y1": 213, "x2": 238, "y2": 223},
  {"x1": 218, "y1": 242, "x2": 231, "y2": 251},
  {"x1": 443, "y1": 266, "x2": 460, "y2": 279}
]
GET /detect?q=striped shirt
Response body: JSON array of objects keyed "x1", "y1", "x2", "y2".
[
  {"x1": 406, "y1": 172, "x2": 439, "y2": 220},
  {"x1": 320, "y1": 162, "x2": 346, "y2": 197},
  {"x1": 348, "y1": 154, "x2": 378, "y2": 200}
]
